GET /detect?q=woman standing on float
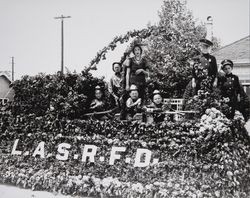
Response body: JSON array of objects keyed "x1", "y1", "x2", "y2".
[{"x1": 124, "y1": 44, "x2": 150, "y2": 104}]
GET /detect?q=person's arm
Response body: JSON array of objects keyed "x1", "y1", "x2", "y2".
[
  {"x1": 191, "y1": 78, "x2": 196, "y2": 88},
  {"x1": 235, "y1": 76, "x2": 241, "y2": 101},
  {"x1": 213, "y1": 76, "x2": 218, "y2": 87},
  {"x1": 135, "y1": 59, "x2": 150, "y2": 77},
  {"x1": 123, "y1": 58, "x2": 131, "y2": 91},
  {"x1": 144, "y1": 58, "x2": 150, "y2": 78},
  {"x1": 126, "y1": 98, "x2": 133, "y2": 108},
  {"x1": 126, "y1": 98, "x2": 140, "y2": 108},
  {"x1": 144, "y1": 68, "x2": 149, "y2": 78},
  {"x1": 90, "y1": 100, "x2": 97, "y2": 109},
  {"x1": 108, "y1": 77, "x2": 114, "y2": 94},
  {"x1": 126, "y1": 68, "x2": 130, "y2": 91},
  {"x1": 191, "y1": 62, "x2": 196, "y2": 88},
  {"x1": 136, "y1": 98, "x2": 142, "y2": 107},
  {"x1": 212, "y1": 56, "x2": 218, "y2": 87}
]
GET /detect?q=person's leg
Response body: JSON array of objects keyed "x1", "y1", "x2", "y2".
[
  {"x1": 227, "y1": 99, "x2": 236, "y2": 119},
  {"x1": 137, "y1": 84, "x2": 146, "y2": 105},
  {"x1": 120, "y1": 91, "x2": 129, "y2": 120},
  {"x1": 182, "y1": 80, "x2": 193, "y2": 110}
]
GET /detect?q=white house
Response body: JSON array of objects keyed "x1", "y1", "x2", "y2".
[
  {"x1": 212, "y1": 35, "x2": 250, "y2": 97},
  {"x1": 0, "y1": 71, "x2": 14, "y2": 105}
]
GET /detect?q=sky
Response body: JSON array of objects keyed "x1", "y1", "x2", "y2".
[{"x1": 0, "y1": 0, "x2": 249, "y2": 80}]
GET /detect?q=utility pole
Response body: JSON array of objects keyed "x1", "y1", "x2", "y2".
[
  {"x1": 54, "y1": 15, "x2": 71, "y2": 75},
  {"x1": 11, "y1": 57, "x2": 14, "y2": 81}
]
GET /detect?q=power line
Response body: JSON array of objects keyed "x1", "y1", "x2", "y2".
[{"x1": 11, "y1": 57, "x2": 14, "y2": 81}]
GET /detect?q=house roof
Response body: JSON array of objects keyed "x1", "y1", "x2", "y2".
[
  {"x1": 212, "y1": 35, "x2": 250, "y2": 64},
  {"x1": 0, "y1": 71, "x2": 12, "y2": 82}
]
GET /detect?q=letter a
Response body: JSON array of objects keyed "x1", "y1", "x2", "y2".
[{"x1": 32, "y1": 142, "x2": 45, "y2": 158}]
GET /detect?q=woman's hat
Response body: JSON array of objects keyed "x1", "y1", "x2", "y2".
[
  {"x1": 151, "y1": 90, "x2": 162, "y2": 99},
  {"x1": 95, "y1": 85, "x2": 102, "y2": 90},
  {"x1": 153, "y1": 90, "x2": 161, "y2": 96},
  {"x1": 199, "y1": 38, "x2": 213, "y2": 46},
  {"x1": 129, "y1": 84, "x2": 138, "y2": 91},
  {"x1": 221, "y1": 59, "x2": 233, "y2": 70}
]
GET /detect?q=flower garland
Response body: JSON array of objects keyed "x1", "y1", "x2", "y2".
[{"x1": 1, "y1": 112, "x2": 250, "y2": 197}]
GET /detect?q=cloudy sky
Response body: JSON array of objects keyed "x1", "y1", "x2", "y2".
[{"x1": 0, "y1": 0, "x2": 249, "y2": 80}]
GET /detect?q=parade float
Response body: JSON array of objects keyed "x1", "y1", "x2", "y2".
[{"x1": 1, "y1": 0, "x2": 250, "y2": 197}]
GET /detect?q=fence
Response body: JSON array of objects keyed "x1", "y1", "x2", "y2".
[
  {"x1": 163, "y1": 98, "x2": 184, "y2": 121},
  {"x1": 0, "y1": 98, "x2": 9, "y2": 105}
]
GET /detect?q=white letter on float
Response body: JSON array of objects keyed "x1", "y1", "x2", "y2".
[
  {"x1": 32, "y1": 141, "x2": 45, "y2": 158},
  {"x1": 56, "y1": 143, "x2": 71, "y2": 161},
  {"x1": 109, "y1": 147, "x2": 126, "y2": 165},
  {"x1": 134, "y1": 148, "x2": 152, "y2": 167},
  {"x1": 11, "y1": 139, "x2": 22, "y2": 155},
  {"x1": 81, "y1": 145, "x2": 97, "y2": 162}
]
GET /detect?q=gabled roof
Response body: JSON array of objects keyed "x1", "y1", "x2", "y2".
[
  {"x1": 212, "y1": 35, "x2": 250, "y2": 64},
  {"x1": 0, "y1": 71, "x2": 12, "y2": 82}
]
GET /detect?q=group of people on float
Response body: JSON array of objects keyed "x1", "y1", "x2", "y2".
[
  {"x1": 185, "y1": 38, "x2": 249, "y2": 121},
  {"x1": 89, "y1": 39, "x2": 250, "y2": 122}
]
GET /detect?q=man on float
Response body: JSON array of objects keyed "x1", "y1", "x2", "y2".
[
  {"x1": 183, "y1": 38, "x2": 218, "y2": 106},
  {"x1": 219, "y1": 59, "x2": 250, "y2": 121},
  {"x1": 191, "y1": 38, "x2": 218, "y2": 92}
]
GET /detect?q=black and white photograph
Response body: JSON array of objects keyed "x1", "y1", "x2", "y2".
[{"x1": 0, "y1": 0, "x2": 250, "y2": 197}]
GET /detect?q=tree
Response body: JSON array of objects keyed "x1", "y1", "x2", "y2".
[
  {"x1": 88, "y1": 0, "x2": 220, "y2": 98},
  {"x1": 144, "y1": 0, "x2": 207, "y2": 98}
]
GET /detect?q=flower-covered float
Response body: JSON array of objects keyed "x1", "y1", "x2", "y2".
[{"x1": 0, "y1": 71, "x2": 250, "y2": 198}]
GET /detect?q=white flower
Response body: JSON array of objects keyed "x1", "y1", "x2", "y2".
[
  {"x1": 199, "y1": 126, "x2": 206, "y2": 132},
  {"x1": 82, "y1": 175, "x2": 90, "y2": 182},
  {"x1": 158, "y1": 188, "x2": 168, "y2": 196},
  {"x1": 141, "y1": 141, "x2": 147, "y2": 147},
  {"x1": 56, "y1": 133, "x2": 62, "y2": 138},
  {"x1": 206, "y1": 116, "x2": 212, "y2": 122},
  {"x1": 207, "y1": 124, "x2": 214, "y2": 131},
  {"x1": 153, "y1": 181, "x2": 165, "y2": 188},
  {"x1": 145, "y1": 184, "x2": 153, "y2": 190},
  {"x1": 210, "y1": 112, "x2": 216, "y2": 119},
  {"x1": 101, "y1": 177, "x2": 113, "y2": 188},
  {"x1": 107, "y1": 139, "x2": 113, "y2": 144},
  {"x1": 210, "y1": 107, "x2": 217, "y2": 112},
  {"x1": 131, "y1": 183, "x2": 144, "y2": 194},
  {"x1": 113, "y1": 179, "x2": 122, "y2": 188},
  {"x1": 223, "y1": 97, "x2": 230, "y2": 103},
  {"x1": 76, "y1": 136, "x2": 83, "y2": 140},
  {"x1": 201, "y1": 114, "x2": 207, "y2": 121}
]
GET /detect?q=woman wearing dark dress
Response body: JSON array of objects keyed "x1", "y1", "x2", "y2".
[{"x1": 124, "y1": 44, "x2": 150, "y2": 104}]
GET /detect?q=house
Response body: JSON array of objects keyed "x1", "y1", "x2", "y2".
[
  {"x1": 0, "y1": 71, "x2": 14, "y2": 105},
  {"x1": 212, "y1": 35, "x2": 250, "y2": 97}
]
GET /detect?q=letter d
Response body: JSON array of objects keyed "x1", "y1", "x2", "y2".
[{"x1": 134, "y1": 149, "x2": 152, "y2": 167}]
